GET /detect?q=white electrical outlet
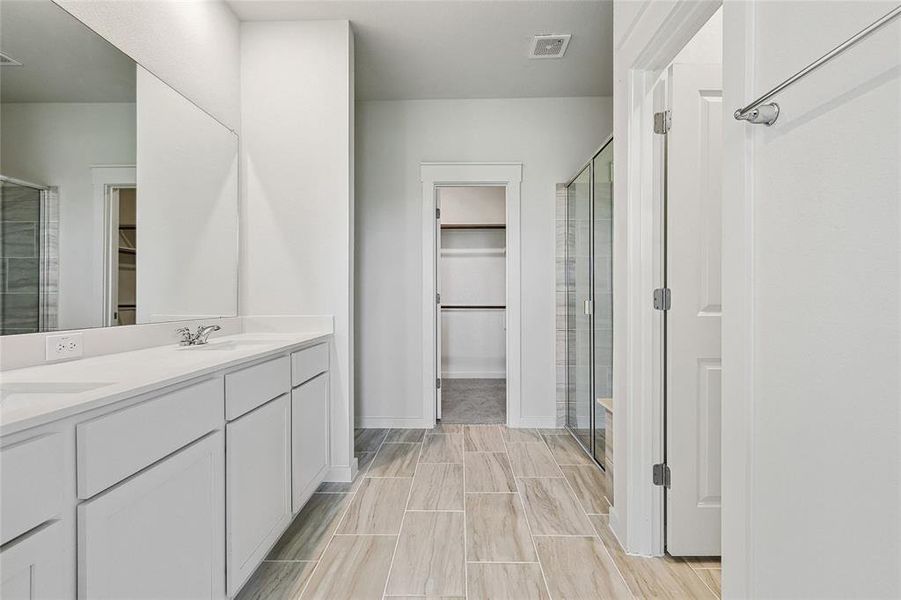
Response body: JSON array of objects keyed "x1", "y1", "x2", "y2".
[{"x1": 45, "y1": 333, "x2": 84, "y2": 361}]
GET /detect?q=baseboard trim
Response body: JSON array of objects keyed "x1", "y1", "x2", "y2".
[
  {"x1": 323, "y1": 457, "x2": 357, "y2": 483},
  {"x1": 356, "y1": 417, "x2": 434, "y2": 429}
]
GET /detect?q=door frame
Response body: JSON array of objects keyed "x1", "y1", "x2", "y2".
[
  {"x1": 612, "y1": 0, "x2": 723, "y2": 560},
  {"x1": 420, "y1": 163, "x2": 522, "y2": 428},
  {"x1": 94, "y1": 166, "x2": 137, "y2": 326}
]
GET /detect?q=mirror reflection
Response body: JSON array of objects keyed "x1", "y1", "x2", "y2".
[{"x1": 0, "y1": 0, "x2": 238, "y2": 335}]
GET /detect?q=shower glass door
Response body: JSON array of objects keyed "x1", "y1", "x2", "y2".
[
  {"x1": 592, "y1": 142, "x2": 614, "y2": 465},
  {"x1": 565, "y1": 137, "x2": 613, "y2": 467},
  {"x1": 566, "y1": 165, "x2": 593, "y2": 451}
]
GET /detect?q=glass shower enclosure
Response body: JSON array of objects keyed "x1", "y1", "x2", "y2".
[{"x1": 565, "y1": 138, "x2": 613, "y2": 467}]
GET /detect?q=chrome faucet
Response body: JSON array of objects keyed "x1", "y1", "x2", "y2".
[{"x1": 176, "y1": 324, "x2": 222, "y2": 346}]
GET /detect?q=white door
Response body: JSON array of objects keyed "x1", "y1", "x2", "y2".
[
  {"x1": 666, "y1": 62, "x2": 723, "y2": 556},
  {"x1": 78, "y1": 431, "x2": 225, "y2": 599},
  {"x1": 435, "y1": 193, "x2": 443, "y2": 420},
  {"x1": 226, "y1": 395, "x2": 291, "y2": 596}
]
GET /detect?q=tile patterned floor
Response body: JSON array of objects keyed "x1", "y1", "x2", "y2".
[{"x1": 237, "y1": 426, "x2": 722, "y2": 600}]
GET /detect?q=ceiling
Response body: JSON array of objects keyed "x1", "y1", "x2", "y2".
[
  {"x1": 0, "y1": 0, "x2": 135, "y2": 103},
  {"x1": 227, "y1": 0, "x2": 613, "y2": 101}
]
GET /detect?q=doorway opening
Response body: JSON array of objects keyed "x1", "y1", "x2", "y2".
[
  {"x1": 420, "y1": 163, "x2": 522, "y2": 429},
  {"x1": 654, "y1": 8, "x2": 723, "y2": 558},
  {"x1": 437, "y1": 186, "x2": 507, "y2": 424}
]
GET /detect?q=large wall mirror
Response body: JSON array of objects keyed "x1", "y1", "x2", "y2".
[{"x1": 0, "y1": 0, "x2": 238, "y2": 335}]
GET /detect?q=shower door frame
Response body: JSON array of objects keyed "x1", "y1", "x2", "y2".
[
  {"x1": 0, "y1": 175, "x2": 52, "y2": 332},
  {"x1": 564, "y1": 135, "x2": 614, "y2": 467}
]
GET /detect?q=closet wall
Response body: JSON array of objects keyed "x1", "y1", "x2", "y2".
[{"x1": 439, "y1": 187, "x2": 506, "y2": 379}]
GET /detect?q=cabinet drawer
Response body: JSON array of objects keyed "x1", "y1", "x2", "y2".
[
  {"x1": 0, "y1": 434, "x2": 64, "y2": 545},
  {"x1": 291, "y1": 343, "x2": 329, "y2": 387},
  {"x1": 76, "y1": 378, "x2": 222, "y2": 499},
  {"x1": 225, "y1": 356, "x2": 290, "y2": 420}
]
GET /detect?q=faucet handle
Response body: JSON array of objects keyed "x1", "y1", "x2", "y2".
[{"x1": 175, "y1": 327, "x2": 193, "y2": 345}]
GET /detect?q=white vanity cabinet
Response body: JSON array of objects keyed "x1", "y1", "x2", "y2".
[
  {"x1": 78, "y1": 431, "x2": 225, "y2": 599},
  {"x1": 0, "y1": 333, "x2": 336, "y2": 600},
  {"x1": 225, "y1": 359, "x2": 292, "y2": 597}
]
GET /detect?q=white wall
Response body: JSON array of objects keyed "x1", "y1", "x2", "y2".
[
  {"x1": 136, "y1": 67, "x2": 238, "y2": 323},
  {"x1": 356, "y1": 97, "x2": 612, "y2": 425},
  {"x1": 57, "y1": 0, "x2": 241, "y2": 131},
  {"x1": 0, "y1": 101, "x2": 136, "y2": 330},
  {"x1": 723, "y1": 2, "x2": 900, "y2": 597},
  {"x1": 241, "y1": 20, "x2": 355, "y2": 480}
]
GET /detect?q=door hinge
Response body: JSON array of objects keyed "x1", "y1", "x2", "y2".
[
  {"x1": 436, "y1": 378, "x2": 442, "y2": 389},
  {"x1": 436, "y1": 292, "x2": 441, "y2": 304},
  {"x1": 436, "y1": 207, "x2": 441, "y2": 219},
  {"x1": 653, "y1": 287, "x2": 671, "y2": 311},
  {"x1": 652, "y1": 463, "x2": 671, "y2": 488},
  {"x1": 653, "y1": 110, "x2": 671, "y2": 134}
]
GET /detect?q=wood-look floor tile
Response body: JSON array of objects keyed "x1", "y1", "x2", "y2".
[
  {"x1": 430, "y1": 423, "x2": 463, "y2": 434},
  {"x1": 336, "y1": 477, "x2": 412, "y2": 534},
  {"x1": 560, "y1": 465, "x2": 610, "y2": 514},
  {"x1": 590, "y1": 515, "x2": 717, "y2": 599},
  {"x1": 693, "y1": 569, "x2": 722, "y2": 598},
  {"x1": 385, "y1": 512, "x2": 465, "y2": 597},
  {"x1": 537, "y1": 428, "x2": 568, "y2": 436},
  {"x1": 386, "y1": 428, "x2": 427, "y2": 443},
  {"x1": 544, "y1": 433, "x2": 593, "y2": 466},
  {"x1": 466, "y1": 563, "x2": 549, "y2": 600},
  {"x1": 236, "y1": 560, "x2": 317, "y2": 600},
  {"x1": 517, "y1": 478, "x2": 594, "y2": 535},
  {"x1": 534, "y1": 536, "x2": 631, "y2": 599},
  {"x1": 681, "y1": 556, "x2": 722, "y2": 569},
  {"x1": 421, "y1": 433, "x2": 464, "y2": 463},
  {"x1": 502, "y1": 426, "x2": 543, "y2": 443},
  {"x1": 463, "y1": 425, "x2": 506, "y2": 452},
  {"x1": 408, "y1": 463, "x2": 464, "y2": 510},
  {"x1": 316, "y1": 452, "x2": 375, "y2": 493},
  {"x1": 465, "y1": 494, "x2": 537, "y2": 562},
  {"x1": 464, "y1": 452, "x2": 516, "y2": 493},
  {"x1": 355, "y1": 428, "x2": 388, "y2": 452},
  {"x1": 368, "y1": 442, "x2": 421, "y2": 477},
  {"x1": 267, "y1": 493, "x2": 350, "y2": 560},
  {"x1": 300, "y1": 535, "x2": 397, "y2": 599},
  {"x1": 507, "y1": 442, "x2": 562, "y2": 478}
]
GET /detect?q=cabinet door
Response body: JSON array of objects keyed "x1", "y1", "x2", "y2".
[
  {"x1": 1, "y1": 521, "x2": 67, "y2": 599},
  {"x1": 226, "y1": 395, "x2": 291, "y2": 597},
  {"x1": 78, "y1": 431, "x2": 225, "y2": 600},
  {"x1": 292, "y1": 373, "x2": 329, "y2": 513}
]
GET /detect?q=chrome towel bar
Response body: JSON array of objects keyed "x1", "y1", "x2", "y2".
[{"x1": 734, "y1": 4, "x2": 901, "y2": 126}]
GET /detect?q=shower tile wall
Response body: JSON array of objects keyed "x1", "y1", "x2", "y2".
[
  {"x1": 555, "y1": 184, "x2": 569, "y2": 427},
  {"x1": 1, "y1": 184, "x2": 41, "y2": 334}
]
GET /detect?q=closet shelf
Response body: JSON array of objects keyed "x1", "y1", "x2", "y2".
[{"x1": 440, "y1": 248, "x2": 505, "y2": 256}]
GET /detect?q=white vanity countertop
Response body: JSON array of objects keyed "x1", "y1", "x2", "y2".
[{"x1": 0, "y1": 331, "x2": 331, "y2": 437}]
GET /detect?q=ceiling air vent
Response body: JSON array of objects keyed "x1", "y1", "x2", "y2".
[
  {"x1": 0, "y1": 52, "x2": 22, "y2": 66},
  {"x1": 529, "y1": 34, "x2": 571, "y2": 59}
]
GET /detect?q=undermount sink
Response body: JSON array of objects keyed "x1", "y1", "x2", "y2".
[
  {"x1": 0, "y1": 381, "x2": 113, "y2": 402},
  {"x1": 176, "y1": 339, "x2": 273, "y2": 352}
]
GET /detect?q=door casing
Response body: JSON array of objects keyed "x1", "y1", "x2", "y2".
[{"x1": 420, "y1": 163, "x2": 522, "y2": 428}]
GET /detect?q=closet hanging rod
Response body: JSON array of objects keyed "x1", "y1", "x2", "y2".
[{"x1": 734, "y1": 4, "x2": 901, "y2": 126}]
